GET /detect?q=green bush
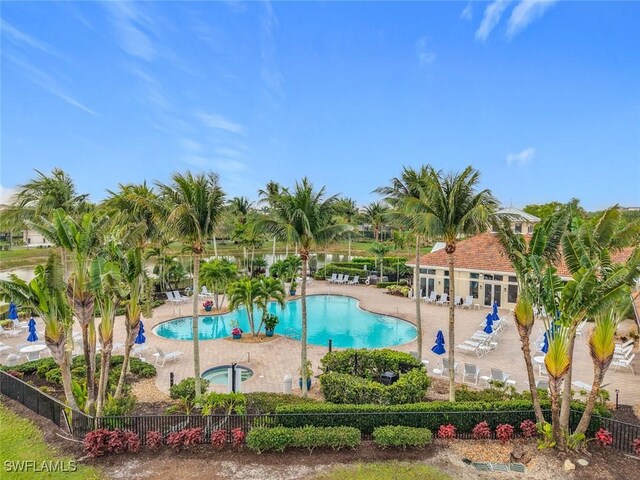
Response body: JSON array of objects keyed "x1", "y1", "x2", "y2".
[
  {"x1": 246, "y1": 426, "x2": 360, "y2": 453},
  {"x1": 245, "y1": 392, "x2": 320, "y2": 414},
  {"x1": 373, "y1": 426, "x2": 432, "y2": 449},
  {"x1": 169, "y1": 377, "x2": 210, "y2": 402},
  {"x1": 321, "y1": 349, "x2": 422, "y2": 379},
  {"x1": 35, "y1": 358, "x2": 58, "y2": 377},
  {"x1": 44, "y1": 368, "x2": 62, "y2": 385},
  {"x1": 320, "y1": 369, "x2": 429, "y2": 405},
  {"x1": 103, "y1": 395, "x2": 136, "y2": 416},
  {"x1": 316, "y1": 265, "x2": 366, "y2": 278},
  {"x1": 386, "y1": 285, "x2": 410, "y2": 297},
  {"x1": 275, "y1": 400, "x2": 610, "y2": 434},
  {"x1": 128, "y1": 357, "x2": 157, "y2": 378}
]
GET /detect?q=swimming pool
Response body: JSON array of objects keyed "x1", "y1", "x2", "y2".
[
  {"x1": 153, "y1": 294, "x2": 416, "y2": 348},
  {"x1": 202, "y1": 365, "x2": 253, "y2": 385}
]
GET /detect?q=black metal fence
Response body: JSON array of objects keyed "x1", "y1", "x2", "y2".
[{"x1": 2, "y1": 370, "x2": 638, "y2": 456}]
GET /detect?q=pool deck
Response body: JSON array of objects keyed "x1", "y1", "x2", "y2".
[{"x1": 2, "y1": 281, "x2": 639, "y2": 405}]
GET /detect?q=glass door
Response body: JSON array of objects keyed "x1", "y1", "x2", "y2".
[
  {"x1": 484, "y1": 283, "x2": 492, "y2": 306},
  {"x1": 493, "y1": 284, "x2": 502, "y2": 307}
]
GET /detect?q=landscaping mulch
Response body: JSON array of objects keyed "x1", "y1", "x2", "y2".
[
  {"x1": 223, "y1": 333, "x2": 281, "y2": 344},
  {"x1": 613, "y1": 404, "x2": 640, "y2": 425}
]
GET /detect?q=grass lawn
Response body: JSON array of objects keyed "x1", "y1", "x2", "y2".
[
  {"x1": 0, "y1": 404, "x2": 102, "y2": 480},
  {"x1": 315, "y1": 462, "x2": 452, "y2": 480},
  {"x1": 0, "y1": 247, "x2": 54, "y2": 270}
]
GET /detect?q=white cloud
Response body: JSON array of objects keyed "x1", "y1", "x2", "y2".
[
  {"x1": 196, "y1": 113, "x2": 244, "y2": 134},
  {"x1": 104, "y1": 2, "x2": 156, "y2": 61},
  {"x1": 460, "y1": 3, "x2": 473, "y2": 21},
  {"x1": 0, "y1": 20, "x2": 62, "y2": 58},
  {"x1": 183, "y1": 155, "x2": 246, "y2": 172},
  {"x1": 506, "y1": 0, "x2": 557, "y2": 39},
  {"x1": 475, "y1": 0, "x2": 511, "y2": 42},
  {"x1": 506, "y1": 147, "x2": 536, "y2": 166},
  {"x1": 415, "y1": 37, "x2": 436, "y2": 66},
  {"x1": 0, "y1": 185, "x2": 18, "y2": 205}
]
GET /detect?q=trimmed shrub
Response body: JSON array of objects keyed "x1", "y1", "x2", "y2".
[
  {"x1": 319, "y1": 369, "x2": 429, "y2": 405},
  {"x1": 211, "y1": 429, "x2": 227, "y2": 448},
  {"x1": 146, "y1": 431, "x2": 163, "y2": 450},
  {"x1": 594, "y1": 428, "x2": 613, "y2": 447},
  {"x1": 103, "y1": 395, "x2": 136, "y2": 416},
  {"x1": 84, "y1": 429, "x2": 140, "y2": 457},
  {"x1": 246, "y1": 426, "x2": 360, "y2": 453},
  {"x1": 520, "y1": 419, "x2": 537, "y2": 438},
  {"x1": 386, "y1": 285, "x2": 410, "y2": 297},
  {"x1": 633, "y1": 438, "x2": 640, "y2": 457},
  {"x1": 231, "y1": 428, "x2": 245, "y2": 449},
  {"x1": 495, "y1": 424, "x2": 514, "y2": 443},
  {"x1": 472, "y1": 421, "x2": 492, "y2": 439},
  {"x1": 245, "y1": 392, "x2": 319, "y2": 414},
  {"x1": 275, "y1": 400, "x2": 609, "y2": 434},
  {"x1": 321, "y1": 349, "x2": 422, "y2": 378},
  {"x1": 437, "y1": 424, "x2": 456, "y2": 439},
  {"x1": 373, "y1": 426, "x2": 432, "y2": 449},
  {"x1": 169, "y1": 377, "x2": 210, "y2": 402},
  {"x1": 166, "y1": 428, "x2": 203, "y2": 450}
]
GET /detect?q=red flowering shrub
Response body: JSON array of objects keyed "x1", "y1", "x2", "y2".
[
  {"x1": 496, "y1": 424, "x2": 514, "y2": 444},
  {"x1": 211, "y1": 429, "x2": 227, "y2": 448},
  {"x1": 519, "y1": 419, "x2": 537, "y2": 438},
  {"x1": 437, "y1": 424, "x2": 456, "y2": 439},
  {"x1": 472, "y1": 421, "x2": 492, "y2": 440},
  {"x1": 166, "y1": 428, "x2": 203, "y2": 450},
  {"x1": 594, "y1": 428, "x2": 613, "y2": 447},
  {"x1": 146, "y1": 431, "x2": 163, "y2": 450},
  {"x1": 84, "y1": 429, "x2": 140, "y2": 457},
  {"x1": 633, "y1": 438, "x2": 640, "y2": 457},
  {"x1": 231, "y1": 428, "x2": 245, "y2": 449},
  {"x1": 6, "y1": 370, "x2": 24, "y2": 379}
]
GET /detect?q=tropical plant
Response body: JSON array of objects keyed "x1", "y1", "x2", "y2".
[
  {"x1": 363, "y1": 201, "x2": 388, "y2": 242},
  {"x1": 155, "y1": 171, "x2": 226, "y2": 397},
  {"x1": 0, "y1": 254, "x2": 77, "y2": 409},
  {"x1": 200, "y1": 258, "x2": 238, "y2": 310},
  {"x1": 255, "y1": 277, "x2": 285, "y2": 334},
  {"x1": 406, "y1": 166, "x2": 498, "y2": 401},
  {"x1": 335, "y1": 197, "x2": 360, "y2": 259},
  {"x1": 255, "y1": 178, "x2": 349, "y2": 395},
  {"x1": 369, "y1": 242, "x2": 391, "y2": 276},
  {"x1": 227, "y1": 277, "x2": 285, "y2": 336}
]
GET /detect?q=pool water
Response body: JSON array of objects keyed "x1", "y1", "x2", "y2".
[
  {"x1": 202, "y1": 365, "x2": 253, "y2": 385},
  {"x1": 153, "y1": 294, "x2": 416, "y2": 348}
]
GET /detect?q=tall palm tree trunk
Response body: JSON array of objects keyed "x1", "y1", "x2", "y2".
[
  {"x1": 414, "y1": 235, "x2": 422, "y2": 360},
  {"x1": 574, "y1": 364, "x2": 605, "y2": 434},
  {"x1": 447, "y1": 252, "x2": 456, "y2": 402},
  {"x1": 300, "y1": 254, "x2": 309, "y2": 396},
  {"x1": 272, "y1": 236, "x2": 276, "y2": 260},
  {"x1": 550, "y1": 376, "x2": 564, "y2": 448},
  {"x1": 518, "y1": 326, "x2": 545, "y2": 423},
  {"x1": 192, "y1": 252, "x2": 202, "y2": 397},
  {"x1": 114, "y1": 319, "x2": 138, "y2": 399},
  {"x1": 50, "y1": 341, "x2": 78, "y2": 410},
  {"x1": 213, "y1": 235, "x2": 218, "y2": 258},
  {"x1": 348, "y1": 234, "x2": 352, "y2": 260},
  {"x1": 96, "y1": 345, "x2": 112, "y2": 417},
  {"x1": 559, "y1": 328, "x2": 578, "y2": 433}
]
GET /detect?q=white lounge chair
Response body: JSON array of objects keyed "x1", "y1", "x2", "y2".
[
  {"x1": 461, "y1": 296, "x2": 474, "y2": 309},
  {"x1": 433, "y1": 358, "x2": 458, "y2": 377},
  {"x1": 172, "y1": 291, "x2": 190, "y2": 304},
  {"x1": 611, "y1": 353, "x2": 635, "y2": 375},
  {"x1": 615, "y1": 340, "x2": 634, "y2": 354},
  {"x1": 0, "y1": 328, "x2": 22, "y2": 338},
  {"x1": 456, "y1": 342, "x2": 487, "y2": 357},
  {"x1": 327, "y1": 273, "x2": 338, "y2": 283},
  {"x1": 0, "y1": 343, "x2": 12, "y2": 355},
  {"x1": 131, "y1": 344, "x2": 149, "y2": 359},
  {"x1": 165, "y1": 291, "x2": 178, "y2": 304},
  {"x1": 454, "y1": 296, "x2": 463, "y2": 307},
  {"x1": 575, "y1": 320, "x2": 588, "y2": 338},
  {"x1": 423, "y1": 291, "x2": 436, "y2": 304},
  {"x1": 436, "y1": 294, "x2": 449, "y2": 306},
  {"x1": 339, "y1": 275, "x2": 350, "y2": 285},
  {"x1": 614, "y1": 345, "x2": 634, "y2": 360},
  {"x1": 463, "y1": 363, "x2": 481, "y2": 386},
  {"x1": 200, "y1": 286, "x2": 215, "y2": 299},
  {"x1": 153, "y1": 347, "x2": 184, "y2": 367},
  {"x1": 348, "y1": 276, "x2": 360, "y2": 285}
]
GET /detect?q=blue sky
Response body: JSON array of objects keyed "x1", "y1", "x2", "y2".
[{"x1": 1, "y1": 1, "x2": 639, "y2": 210}]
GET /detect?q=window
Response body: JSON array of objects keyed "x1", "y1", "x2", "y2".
[
  {"x1": 508, "y1": 276, "x2": 517, "y2": 283},
  {"x1": 508, "y1": 284, "x2": 518, "y2": 303},
  {"x1": 444, "y1": 278, "x2": 450, "y2": 295},
  {"x1": 494, "y1": 275, "x2": 503, "y2": 281},
  {"x1": 444, "y1": 270, "x2": 449, "y2": 277},
  {"x1": 514, "y1": 223, "x2": 522, "y2": 233},
  {"x1": 528, "y1": 225, "x2": 534, "y2": 233},
  {"x1": 469, "y1": 280, "x2": 479, "y2": 299},
  {"x1": 470, "y1": 273, "x2": 480, "y2": 279},
  {"x1": 419, "y1": 268, "x2": 436, "y2": 275},
  {"x1": 484, "y1": 274, "x2": 494, "y2": 280}
]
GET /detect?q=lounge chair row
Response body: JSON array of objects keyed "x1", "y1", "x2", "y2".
[{"x1": 326, "y1": 273, "x2": 360, "y2": 285}]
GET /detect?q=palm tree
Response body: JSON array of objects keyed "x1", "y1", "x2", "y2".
[
  {"x1": 90, "y1": 256, "x2": 125, "y2": 417},
  {"x1": 200, "y1": 258, "x2": 238, "y2": 310},
  {"x1": 363, "y1": 202, "x2": 388, "y2": 242},
  {"x1": 376, "y1": 166, "x2": 431, "y2": 361},
  {"x1": 0, "y1": 254, "x2": 77, "y2": 409},
  {"x1": 335, "y1": 198, "x2": 359, "y2": 259},
  {"x1": 407, "y1": 166, "x2": 498, "y2": 401},
  {"x1": 259, "y1": 181, "x2": 287, "y2": 259},
  {"x1": 256, "y1": 178, "x2": 347, "y2": 395},
  {"x1": 255, "y1": 277, "x2": 286, "y2": 334},
  {"x1": 369, "y1": 242, "x2": 391, "y2": 277},
  {"x1": 227, "y1": 278, "x2": 261, "y2": 335},
  {"x1": 29, "y1": 208, "x2": 106, "y2": 411},
  {"x1": 494, "y1": 209, "x2": 570, "y2": 423},
  {"x1": 155, "y1": 171, "x2": 226, "y2": 397}
]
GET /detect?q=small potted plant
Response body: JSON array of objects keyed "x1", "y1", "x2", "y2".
[
  {"x1": 289, "y1": 279, "x2": 298, "y2": 296},
  {"x1": 230, "y1": 320, "x2": 243, "y2": 339},
  {"x1": 264, "y1": 314, "x2": 279, "y2": 337},
  {"x1": 298, "y1": 360, "x2": 313, "y2": 391},
  {"x1": 202, "y1": 300, "x2": 214, "y2": 312}
]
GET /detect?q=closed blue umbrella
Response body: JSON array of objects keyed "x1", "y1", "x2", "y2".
[
  {"x1": 27, "y1": 317, "x2": 38, "y2": 342},
  {"x1": 8, "y1": 302, "x2": 18, "y2": 321},
  {"x1": 541, "y1": 331, "x2": 549, "y2": 354},
  {"x1": 484, "y1": 313, "x2": 494, "y2": 334},
  {"x1": 491, "y1": 302, "x2": 499, "y2": 321},
  {"x1": 431, "y1": 329, "x2": 446, "y2": 355},
  {"x1": 134, "y1": 321, "x2": 146, "y2": 345}
]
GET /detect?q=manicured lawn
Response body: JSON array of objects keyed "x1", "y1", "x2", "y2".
[
  {"x1": 0, "y1": 404, "x2": 102, "y2": 479},
  {"x1": 0, "y1": 246, "x2": 54, "y2": 270},
  {"x1": 315, "y1": 461, "x2": 452, "y2": 480}
]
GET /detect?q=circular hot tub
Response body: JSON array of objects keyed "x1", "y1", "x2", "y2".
[{"x1": 202, "y1": 365, "x2": 253, "y2": 385}]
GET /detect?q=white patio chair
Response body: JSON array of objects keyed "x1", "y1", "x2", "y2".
[
  {"x1": 131, "y1": 344, "x2": 149, "y2": 359},
  {"x1": 436, "y1": 294, "x2": 449, "y2": 306},
  {"x1": 423, "y1": 291, "x2": 436, "y2": 304},
  {"x1": 327, "y1": 273, "x2": 338, "y2": 283},
  {"x1": 614, "y1": 345, "x2": 634, "y2": 360},
  {"x1": 463, "y1": 363, "x2": 481, "y2": 386},
  {"x1": 0, "y1": 343, "x2": 12, "y2": 356},
  {"x1": 339, "y1": 275, "x2": 350, "y2": 285},
  {"x1": 0, "y1": 328, "x2": 22, "y2": 338},
  {"x1": 165, "y1": 291, "x2": 178, "y2": 304},
  {"x1": 153, "y1": 347, "x2": 184, "y2": 367},
  {"x1": 611, "y1": 353, "x2": 635, "y2": 375},
  {"x1": 348, "y1": 276, "x2": 360, "y2": 285},
  {"x1": 433, "y1": 358, "x2": 458, "y2": 377},
  {"x1": 456, "y1": 342, "x2": 487, "y2": 357},
  {"x1": 615, "y1": 340, "x2": 634, "y2": 354},
  {"x1": 172, "y1": 291, "x2": 190, "y2": 304},
  {"x1": 462, "y1": 296, "x2": 474, "y2": 309},
  {"x1": 200, "y1": 286, "x2": 215, "y2": 299},
  {"x1": 334, "y1": 274, "x2": 345, "y2": 284},
  {"x1": 575, "y1": 320, "x2": 588, "y2": 338},
  {"x1": 454, "y1": 296, "x2": 463, "y2": 307}
]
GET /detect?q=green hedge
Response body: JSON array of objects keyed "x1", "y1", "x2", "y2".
[
  {"x1": 246, "y1": 426, "x2": 361, "y2": 453},
  {"x1": 376, "y1": 280, "x2": 409, "y2": 288},
  {"x1": 245, "y1": 393, "x2": 320, "y2": 414},
  {"x1": 321, "y1": 349, "x2": 422, "y2": 378},
  {"x1": 373, "y1": 426, "x2": 432, "y2": 449},
  {"x1": 274, "y1": 400, "x2": 610, "y2": 434},
  {"x1": 317, "y1": 266, "x2": 366, "y2": 278},
  {"x1": 320, "y1": 369, "x2": 430, "y2": 405}
]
